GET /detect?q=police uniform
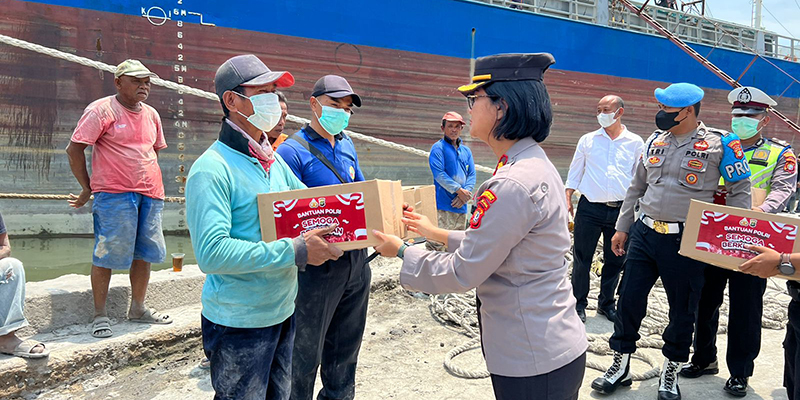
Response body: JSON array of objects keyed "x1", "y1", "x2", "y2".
[
  {"x1": 685, "y1": 87, "x2": 798, "y2": 395},
  {"x1": 399, "y1": 53, "x2": 588, "y2": 400},
  {"x1": 592, "y1": 83, "x2": 751, "y2": 400}
]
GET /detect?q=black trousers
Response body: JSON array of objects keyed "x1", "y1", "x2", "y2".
[
  {"x1": 571, "y1": 196, "x2": 626, "y2": 312},
  {"x1": 291, "y1": 249, "x2": 370, "y2": 400},
  {"x1": 691, "y1": 266, "x2": 766, "y2": 377},
  {"x1": 490, "y1": 352, "x2": 586, "y2": 400},
  {"x1": 784, "y1": 287, "x2": 800, "y2": 400},
  {"x1": 609, "y1": 220, "x2": 706, "y2": 361}
]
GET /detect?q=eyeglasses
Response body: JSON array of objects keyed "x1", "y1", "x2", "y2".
[{"x1": 466, "y1": 94, "x2": 497, "y2": 110}]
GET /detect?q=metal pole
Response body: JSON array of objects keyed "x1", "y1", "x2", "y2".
[
  {"x1": 753, "y1": 0, "x2": 763, "y2": 29},
  {"x1": 470, "y1": 28, "x2": 476, "y2": 78}
]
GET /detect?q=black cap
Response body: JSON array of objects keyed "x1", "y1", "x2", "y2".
[
  {"x1": 214, "y1": 54, "x2": 294, "y2": 99},
  {"x1": 311, "y1": 75, "x2": 362, "y2": 107},
  {"x1": 458, "y1": 53, "x2": 555, "y2": 94}
]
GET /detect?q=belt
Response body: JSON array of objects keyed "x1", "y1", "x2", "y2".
[
  {"x1": 605, "y1": 201, "x2": 623, "y2": 208},
  {"x1": 640, "y1": 214, "x2": 682, "y2": 234}
]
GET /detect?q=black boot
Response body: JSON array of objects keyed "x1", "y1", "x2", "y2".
[
  {"x1": 658, "y1": 359, "x2": 682, "y2": 400},
  {"x1": 591, "y1": 352, "x2": 632, "y2": 394},
  {"x1": 679, "y1": 359, "x2": 718, "y2": 378},
  {"x1": 723, "y1": 376, "x2": 748, "y2": 397}
]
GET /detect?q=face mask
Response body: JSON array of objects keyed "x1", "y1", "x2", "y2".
[
  {"x1": 731, "y1": 116, "x2": 762, "y2": 140},
  {"x1": 655, "y1": 108, "x2": 686, "y2": 131},
  {"x1": 314, "y1": 103, "x2": 351, "y2": 135},
  {"x1": 597, "y1": 111, "x2": 619, "y2": 128},
  {"x1": 234, "y1": 92, "x2": 282, "y2": 132}
]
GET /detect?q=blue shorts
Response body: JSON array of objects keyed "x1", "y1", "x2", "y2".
[{"x1": 92, "y1": 192, "x2": 166, "y2": 270}]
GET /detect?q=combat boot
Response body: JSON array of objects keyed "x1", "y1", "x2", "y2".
[
  {"x1": 658, "y1": 359, "x2": 682, "y2": 400},
  {"x1": 591, "y1": 351, "x2": 632, "y2": 394}
]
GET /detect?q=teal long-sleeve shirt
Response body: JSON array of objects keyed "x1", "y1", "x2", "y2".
[{"x1": 186, "y1": 138, "x2": 306, "y2": 328}]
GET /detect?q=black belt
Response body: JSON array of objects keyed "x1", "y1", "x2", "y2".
[{"x1": 583, "y1": 196, "x2": 623, "y2": 208}]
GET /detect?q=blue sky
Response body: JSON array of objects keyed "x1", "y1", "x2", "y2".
[{"x1": 706, "y1": 0, "x2": 800, "y2": 38}]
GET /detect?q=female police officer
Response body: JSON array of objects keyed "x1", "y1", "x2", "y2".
[{"x1": 372, "y1": 53, "x2": 587, "y2": 400}]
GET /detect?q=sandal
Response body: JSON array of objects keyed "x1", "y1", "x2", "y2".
[
  {"x1": 129, "y1": 308, "x2": 173, "y2": 325},
  {"x1": 1, "y1": 340, "x2": 50, "y2": 359},
  {"x1": 92, "y1": 316, "x2": 113, "y2": 338}
]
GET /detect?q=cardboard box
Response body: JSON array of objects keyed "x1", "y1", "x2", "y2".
[
  {"x1": 680, "y1": 199, "x2": 800, "y2": 280},
  {"x1": 402, "y1": 185, "x2": 439, "y2": 239},
  {"x1": 258, "y1": 180, "x2": 404, "y2": 251}
]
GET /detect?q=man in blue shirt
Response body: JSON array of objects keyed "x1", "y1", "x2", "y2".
[
  {"x1": 427, "y1": 111, "x2": 476, "y2": 251},
  {"x1": 276, "y1": 75, "x2": 368, "y2": 400},
  {"x1": 185, "y1": 55, "x2": 342, "y2": 400}
]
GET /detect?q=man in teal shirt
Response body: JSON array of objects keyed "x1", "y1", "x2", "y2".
[{"x1": 185, "y1": 54, "x2": 342, "y2": 400}]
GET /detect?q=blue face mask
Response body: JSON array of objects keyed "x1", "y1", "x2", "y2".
[{"x1": 315, "y1": 103, "x2": 351, "y2": 135}]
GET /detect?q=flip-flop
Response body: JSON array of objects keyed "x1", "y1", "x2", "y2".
[
  {"x1": 129, "y1": 308, "x2": 173, "y2": 325},
  {"x1": 1, "y1": 340, "x2": 50, "y2": 359},
  {"x1": 92, "y1": 316, "x2": 113, "y2": 338}
]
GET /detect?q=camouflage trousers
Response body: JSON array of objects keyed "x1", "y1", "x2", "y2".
[{"x1": 425, "y1": 210, "x2": 468, "y2": 252}]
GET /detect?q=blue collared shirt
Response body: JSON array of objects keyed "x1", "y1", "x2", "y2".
[
  {"x1": 429, "y1": 138, "x2": 476, "y2": 214},
  {"x1": 277, "y1": 125, "x2": 365, "y2": 187}
]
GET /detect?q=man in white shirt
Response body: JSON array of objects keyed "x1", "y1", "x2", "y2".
[{"x1": 565, "y1": 95, "x2": 644, "y2": 323}]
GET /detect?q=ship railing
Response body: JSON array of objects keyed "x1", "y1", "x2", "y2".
[
  {"x1": 474, "y1": 0, "x2": 800, "y2": 63},
  {"x1": 476, "y1": 0, "x2": 598, "y2": 23}
]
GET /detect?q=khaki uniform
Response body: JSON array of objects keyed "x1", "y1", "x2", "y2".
[
  {"x1": 400, "y1": 137, "x2": 588, "y2": 377},
  {"x1": 425, "y1": 210, "x2": 467, "y2": 251}
]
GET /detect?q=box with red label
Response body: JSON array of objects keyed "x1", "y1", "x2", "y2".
[
  {"x1": 680, "y1": 199, "x2": 800, "y2": 280},
  {"x1": 402, "y1": 186, "x2": 439, "y2": 239},
  {"x1": 258, "y1": 180, "x2": 404, "y2": 251}
]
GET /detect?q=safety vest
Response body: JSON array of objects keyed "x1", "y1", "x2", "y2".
[{"x1": 718, "y1": 138, "x2": 788, "y2": 192}]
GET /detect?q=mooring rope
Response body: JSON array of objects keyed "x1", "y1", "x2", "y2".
[
  {"x1": 431, "y1": 236, "x2": 791, "y2": 380},
  {"x1": 0, "y1": 32, "x2": 496, "y2": 184},
  {"x1": 0, "y1": 193, "x2": 185, "y2": 203}
]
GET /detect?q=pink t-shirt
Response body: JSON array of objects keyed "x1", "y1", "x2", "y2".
[{"x1": 71, "y1": 96, "x2": 167, "y2": 199}]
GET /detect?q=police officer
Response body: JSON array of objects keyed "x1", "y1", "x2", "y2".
[
  {"x1": 591, "y1": 83, "x2": 751, "y2": 400},
  {"x1": 681, "y1": 87, "x2": 797, "y2": 397},
  {"x1": 372, "y1": 53, "x2": 588, "y2": 400},
  {"x1": 739, "y1": 246, "x2": 800, "y2": 400}
]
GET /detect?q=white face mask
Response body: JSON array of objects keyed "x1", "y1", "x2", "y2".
[
  {"x1": 597, "y1": 110, "x2": 619, "y2": 128},
  {"x1": 234, "y1": 92, "x2": 282, "y2": 132}
]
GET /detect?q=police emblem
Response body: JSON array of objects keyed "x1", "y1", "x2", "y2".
[
  {"x1": 318, "y1": 197, "x2": 326, "y2": 207},
  {"x1": 309, "y1": 199, "x2": 319, "y2": 208},
  {"x1": 685, "y1": 173, "x2": 699, "y2": 185},
  {"x1": 727, "y1": 140, "x2": 744, "y2": 159},
  {"x1": 470, "y1": 190, "x2": 497, "y2": 229},
  {"x1": 752, "y1": 149, "x2": 770, "y2": 162},
  {"x1": 737, "y1": 88, "x2": 752, "y2": 104},
  {"x1": 786, "y1": 160, "x2": 797, "y2": 173},
  {"x1": 349, "y1": 166, "x2": 356, "y2": 180},
  {"x1": 648, "y1": 156, "x2": 661, "y2": 165},
  {"x1": 687, "y1": 159, "x2": 704, "y2": 170},
  {"x1": 693, "y1": 140, "x2": 709, "y2": 151}
]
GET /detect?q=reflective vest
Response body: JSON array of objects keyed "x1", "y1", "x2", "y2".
[{"x1": 718, "y1": 138, "x2": 788, "y2": 192}]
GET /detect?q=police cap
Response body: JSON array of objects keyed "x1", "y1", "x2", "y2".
[
  {"x1": 458, "y1": 53, "x2": 555, "y2": 94},
  {"x1": 654, "y1": 82, "x2": 705, "y2": 108},
  {"x1": 728, "y1": 86, "x2": 776, "y2": 115}
]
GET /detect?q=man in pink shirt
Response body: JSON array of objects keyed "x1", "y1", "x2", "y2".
[{"x1": 66, "y1": 59, "x2": 172, "y2": 338}]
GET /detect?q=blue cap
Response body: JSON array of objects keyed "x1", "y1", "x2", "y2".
[{"x1": 654, "y1": 83, "x2": 704, "y2": 108}]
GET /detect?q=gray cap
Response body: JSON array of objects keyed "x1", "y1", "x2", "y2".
[
  {"x1": 214, "y1": 54, "x2": 294, "y2": 98},
  {"x1": 311, "y1": 75, "x2": 362, "y2": 107}
]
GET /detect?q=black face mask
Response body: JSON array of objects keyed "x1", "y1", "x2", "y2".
[{"x1": 655, "y1": 108, "x2": 687, "y2": 131}]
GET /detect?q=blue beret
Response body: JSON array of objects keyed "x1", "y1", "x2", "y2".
[{"x1": 654, "y1": 83, "x2": 705, "y2": 108}]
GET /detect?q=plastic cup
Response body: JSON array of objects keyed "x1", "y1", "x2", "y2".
[{"x1": 171, "y1": 253, "x2": 185, "y2": 272}]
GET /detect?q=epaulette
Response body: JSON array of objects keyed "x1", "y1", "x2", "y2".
[
  {"x1": 704, "y1": 126, "x2": 730, "y2": 137},
  {"x1": 768, "y1": 137, "x2": 791, "y2": 148}
]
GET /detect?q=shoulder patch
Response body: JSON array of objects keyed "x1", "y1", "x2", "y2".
[{"x1": 470, "y1": 189, "x2": 497, "y2": 229}]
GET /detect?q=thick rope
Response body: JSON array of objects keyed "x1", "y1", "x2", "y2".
[
  {"x1": 0, "y1": 193, "x2": 185, "y2": 203},
  {"x1": 0, "y1": 33, "x2": 495, "y2": 176},
  {"x1": 430, "y1": 235, "x2": 791, "y2": 380}
]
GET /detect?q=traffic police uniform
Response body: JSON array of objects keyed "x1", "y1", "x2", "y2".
[
  {"x1": 685, "y1": 87, "x2": 797, "y2": 396},
  {"x1": 592, "y1": 83, "x2": 752, "y2": 400}
]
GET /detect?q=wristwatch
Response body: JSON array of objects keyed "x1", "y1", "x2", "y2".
[
  {"x1": 397, "y1": 243, "x2": 409, "y2": 259},
  {"x1": 780, "y1": 253, "x2": 796, "y2": 276}
]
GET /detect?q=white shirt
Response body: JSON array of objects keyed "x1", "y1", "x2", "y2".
[{"x1": 565, "y1": 125, "x2": 644, "y2": 203}]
